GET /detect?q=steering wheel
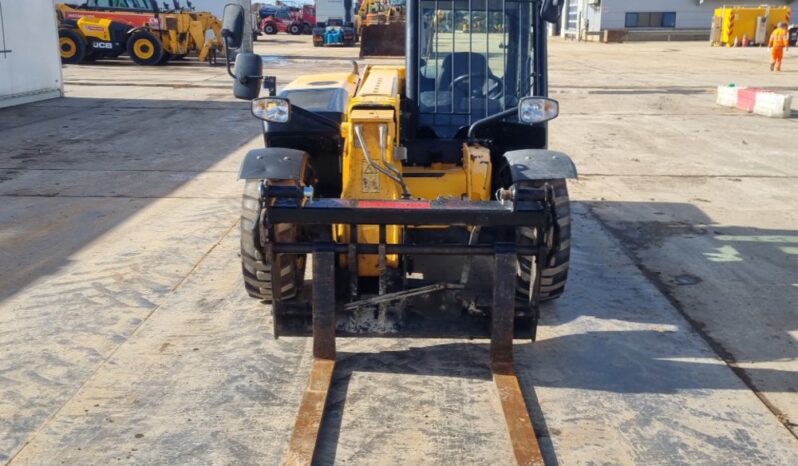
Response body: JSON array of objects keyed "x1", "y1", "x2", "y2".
[{"x1": 448, "y1": 73, "x2": 504, "y2": 100}]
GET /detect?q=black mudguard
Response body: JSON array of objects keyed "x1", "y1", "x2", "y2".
[
  {"x1": 502, "y1": 149, "x2": 578, "y2": 182},
  {"x1": 238, "y1": 148, "x2": 310, "y2": 181}
]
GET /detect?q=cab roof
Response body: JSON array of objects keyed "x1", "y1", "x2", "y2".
[{"x1": 282, "y1": 72, "x2": 357, "y2": 93}]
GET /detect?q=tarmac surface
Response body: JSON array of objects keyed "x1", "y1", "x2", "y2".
[{"x1": 0, "y1": 36, "x2": 796, "y2": 464}]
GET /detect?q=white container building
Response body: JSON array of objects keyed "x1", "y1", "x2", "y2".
[{"x1": 1, "y1": 0, "x2": 64, "y2": 108}]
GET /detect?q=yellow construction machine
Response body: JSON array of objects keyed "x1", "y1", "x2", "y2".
[
  {"x1": 222, "y1": 0, "x2": 573, "y2": 463},
  {"x1": 56, "y1": 1, "x2": 224, "y2": 65},
  {"x1": 56, "y1": 1, "x2": 191, "y2": 65},
  {"x1": 356, "y1": 0, "x2": 406, "y2": 56},
  {"x1": 184, "y1": 9, "x2": 226, "y2": 62}
]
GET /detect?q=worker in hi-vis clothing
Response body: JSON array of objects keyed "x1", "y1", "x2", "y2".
[{"x1": 769, "y1": 22, "x2": 789, "y2": 72}]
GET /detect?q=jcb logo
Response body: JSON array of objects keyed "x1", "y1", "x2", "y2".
[{"x1": 93, "y1": 42, "x2": 113, "y2": 49}]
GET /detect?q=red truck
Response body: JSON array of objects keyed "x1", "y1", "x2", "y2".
[{"x1": 260, "y1": 4, "x2": 315, "y2": 35}]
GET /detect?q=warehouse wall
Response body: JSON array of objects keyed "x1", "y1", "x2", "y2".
[
  {"x1": 597, "y1": 0, "x2": 792, "y2": 30},
  {"x1": 562, "y1": 0, "x2": 602, "y2": 32},
  {"x1": 1, "y1": 0, "x2": 64, "y2": 108}
]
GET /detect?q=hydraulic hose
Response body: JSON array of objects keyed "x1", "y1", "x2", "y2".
[
  {"x1": 354, "y1": 124, "x2": 411, "y2": 198},
  {"x1": 378, "y1": 124, "x2": 404, "y2": 182}
]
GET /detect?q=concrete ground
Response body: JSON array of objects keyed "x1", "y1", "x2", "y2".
[{"x1": 0, "y1": 36, "x2": 796, "y2": 465}]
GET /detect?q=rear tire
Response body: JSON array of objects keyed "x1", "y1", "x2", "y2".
[
  {"x1": 127, "y1": 30, "x2": 164, "y2": 65},
  {"x1": 59, "y1": 29, "x2": 86, "y2": 64},
  {"x1": 240, "y1": 180, "x2": 305, "y2": 302},
  {"x1": 264, "y1": 23, "x2": 278, "y2": 35},
  {"x1": 516, "y1": 179, "x2": 571, "y2": 303},
  {"x1": 288, "y1": 23, "x2": 302, "y2": 35}
]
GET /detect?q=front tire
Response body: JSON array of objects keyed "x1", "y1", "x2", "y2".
[
  {"x1": 240, "y1": 180, "x2": 305, "y2": 302},
  {"x1": 288, "y1": 23, "x2": 302, "y2": 35},
  {"x1": 59, "y1": 29, "x2": 86, "y2": 64},
  {"x1": 264, "y1": 23, "x2": 278, "y2": 35},
  {"x1": 127, "y1": 30, "x2": 164, "y2": 65},
  {"x1": 516, "y1": 179, "x2": 571, "y2": 303}
]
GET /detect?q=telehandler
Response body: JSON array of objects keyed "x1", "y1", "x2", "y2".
[
  {"x1": 56, "y1": 1, "x2": 191, "y2": 65},
  {"x1": 222, "y1": 0, "x2": 573, "y2": 463},
  {"x1": 56, "y1": 1, "x2": 223, "y2": 65}
]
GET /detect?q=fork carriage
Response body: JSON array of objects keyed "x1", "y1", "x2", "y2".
[{"x1": 257, "y1": 178, "x2": 558, "y2": 339}]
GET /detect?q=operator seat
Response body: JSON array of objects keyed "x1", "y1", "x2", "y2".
[
  {"x1": 438, "y1": 52, "x2": 489, "y2": 93},
  {"x1": 419, "y1": 52, "x2": 500, "y2": 114}
]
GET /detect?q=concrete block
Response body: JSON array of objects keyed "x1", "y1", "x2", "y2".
[
  {"x1": 736, "y1": 88, "x2": 762, "y2": 112},
  {"x1": 753, "y1": 92, "x2": 793, "y2": 118},
  {"x1": 716, "y1": 85, "x2": 741, "y2": 107}
]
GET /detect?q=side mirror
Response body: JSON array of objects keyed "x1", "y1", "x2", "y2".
[
  {"x1": 540, "y1": 0, "x2": 564, "y2": 24},
  {"x1": 233, "y1": 52, "x2": 263, "y2": 100},
  {"x1": 518, "y1": 97, "x2": 559, "y2": 124},
  {"x1": 222, "y1": 3, "x2": 246, "y2": 49}
]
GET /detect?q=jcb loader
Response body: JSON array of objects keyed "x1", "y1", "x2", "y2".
[
  {"x1": 56, "y1": 0, "x2": 191, "y2": 65},
  {"x1": 56, "y1": 1, "x2": 222, "y2": 65},
  {"x1": 222, "y1": 0, "x2": 573, "y2": 463}
]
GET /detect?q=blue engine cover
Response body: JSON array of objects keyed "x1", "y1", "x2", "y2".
[{"x1": 325, "y1": 27, "x2": 343, "y2": 44}]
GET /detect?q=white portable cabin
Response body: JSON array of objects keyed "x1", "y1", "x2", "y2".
[{"x1": 0, "y1": 0, "x2": 64, "y2": 108}]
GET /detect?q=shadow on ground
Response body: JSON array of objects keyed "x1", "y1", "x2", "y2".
[
  {"x1": 0, "y1": 96, "x2": 259, "y2": 305},
  {"x1": 585, "y1": 201, "x2": 797, "y2": 364}
]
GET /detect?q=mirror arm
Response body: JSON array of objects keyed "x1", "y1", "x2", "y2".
[
  {"x1": 467, "y1": 107, "x2": 517, "y2": 139},
  {"x1": 224, "y1": 40, "x2": 237, "y2": 80}
]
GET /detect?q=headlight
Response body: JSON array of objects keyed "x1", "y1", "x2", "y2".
[
  {"x1": 252, "y1": 97, "x2": 290, "y2": 123},
  {"x1": 518, "y1": 97, "x2": 559, "y2": 124}
]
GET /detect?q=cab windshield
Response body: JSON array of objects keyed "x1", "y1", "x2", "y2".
[
  {"x1": 417, "y1": 0, "x2": 534, "y2": 127},
  {"x1": 86, "y1": 0, "x2": 154, "y2": 10}
]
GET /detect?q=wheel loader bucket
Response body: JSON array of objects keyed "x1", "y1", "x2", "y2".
[{"x1": 359, "y1": 22, "x2": 406, "y2": 57}]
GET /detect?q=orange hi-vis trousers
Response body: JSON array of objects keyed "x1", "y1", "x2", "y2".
[{"x1": 771, "y1": 47, "x2": 785, "y2": 70}]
